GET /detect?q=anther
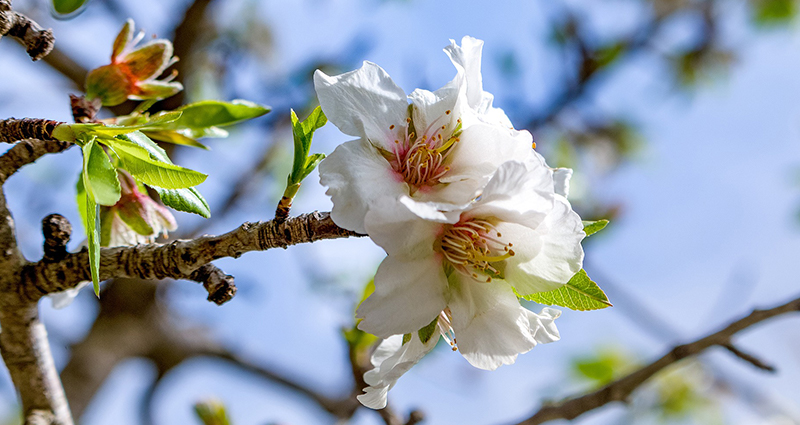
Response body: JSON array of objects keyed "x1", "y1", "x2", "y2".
[{"x1": 389, "y1": 124, "x2": 395, "y2": 130}]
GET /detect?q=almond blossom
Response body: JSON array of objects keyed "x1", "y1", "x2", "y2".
[{"x1": 315, "y1": 37, "x2": 533, "y2": 234}]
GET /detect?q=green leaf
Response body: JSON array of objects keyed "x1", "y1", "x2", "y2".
[
  {"x1": 78, "y1": 167, "x2": 101, "y2": 296},
  {"x1": 583, "y1": 219, "x2": 609, "y2": 237},
  {"x1": 156, "y1": 100, "x2": 270, "y2": 133},
  {"x1": 83, "y1": 140, "x2": 121, "y2": 206},
  {"x1": 104, "y1": 132, "x2": 207, "y2": 189},
  {"x1": 144, "y1": 130, "x2": 209, "y2": 150},
  {"x1": 754, "y1": 0, "x2": 796, "y2": 25},
  {"x1": 153, "y1": 187, "x2": 211, "y2": 218},
  {"x1": 417, "y1": 317, "x2": 439, "y2": 344},
  {"x1": 289, "y1": 107, "x2": 327, "y2": 184},
  {"x1": 52, "y1": 0, "x2": 88, "y2": 16},
  {"x1": 524, "y1": 269, "x2": 612, "y2": 311},
  {"x1": 116, "y1": 152, "x2": 206, "y2": 189}
]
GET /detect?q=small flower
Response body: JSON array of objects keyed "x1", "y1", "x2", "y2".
[
  {"x1": 316, "y1": 36, "x2": 533, "y2": 234},
  {"x1": 86, "y1": 19, "x2": 183, "y2": 106},
  {"x1": 99, "y1": 170, "x2": 177, "y2": 247},
  {"x1": 356, "y1": 159, "x2": 584, "y2": 351}
]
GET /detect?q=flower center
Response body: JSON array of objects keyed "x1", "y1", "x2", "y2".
[
  {"x1": 438, "y1": 218, "x2": 515, "y2": 282},
  {"x1": 387, "y1": 112, "x2": 462, "y2": 190}
]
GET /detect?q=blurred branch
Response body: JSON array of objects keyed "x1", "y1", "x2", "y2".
[
  {"x1": 41, "y1": 46, "x2": 87, "y2": 89},
  {"x1": 514, "y1": 293, "x2": 800, "y2": 425},
  {"x1": 0, "y1": 138, "x2": 72, "y2": 182},
  {"x1": 0, "y1": 0, "x2": 54, "y2": 61}
]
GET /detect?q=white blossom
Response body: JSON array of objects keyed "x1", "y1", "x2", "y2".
[{"x1": 315, "y1": 37, "x2": 533, "y2": 234}]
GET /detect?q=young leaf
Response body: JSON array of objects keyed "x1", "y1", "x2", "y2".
[
  {"x1": 153, "y1": 187, "x2": 211, "y2": 218},
  {"x1": 104, "y1": 132, "x2": 207, "y2": 189},
  {"x1": 83, "y1": 140, "x2": 121, "y2": 206},
  {"x1": 583, "y1": 219, "x2": 609, "y2": 237},
  {"x1": 78, "y1": 164, "x2": 101, "y2": 296},
  {"x1": 167, "y1": 100, "x2": 271, "y2": 130},
  {"x1": 144, "y1": 130, "x2": 209, "y2": 150},
  {"x1": 116, "y1": 152, "x2": 207, "y2": 189},
  {"x1": 524, "y1": 269, "x2": 612, "y2": 311},
  {"x1": 289, "y1": 107, "x2": 327, "y2": 185}
]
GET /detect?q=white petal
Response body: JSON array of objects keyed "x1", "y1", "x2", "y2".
[
  {"x1": 318, "y1": 138, "x2": 408, "y2": 233},
  {"x1": 357, "y1": 255, "x2": 448, "y2": 338},
  {"x1": 528, "y1": 307, "x2": 561, "y2": 344},
  {"x1": 465, "y1": 161, "x2": 553, "y2": 225},
  {"x1": 443, "y1": 36, "x2": 513, "y2": 127},
  {"x1": 504, "y1": 197, "x2": 585, "y2": 296},
  {"x1": 357, "y1": 334, "x2": 438, "y2": 409},
  {"x1": 449, "y1": 279, "x2": 536, "y2": 370},
  {"x1": 48, "y1": 280, "x2": 90, "y2": 309},
  {"x1": 552, "y1": 168, "x2": 573, "y2": 198},
  {"x1": 444, "y1": 124, "x2": 534, "y2": 188},
  {"x1": 443, "y1": 36, "x2": 485, "y2": 110},
  {"x1": 409, "y1": 86, "x2": 462, "y2": 136},
  {"x1": 363, "y1": 197, "x2": 445, "y2": 259},
  {"x1": 314, "y1": 62, "x2": 409, "y2": 142}
]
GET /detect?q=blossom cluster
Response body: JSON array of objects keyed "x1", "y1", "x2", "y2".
[{"x1": 315, "y1": 37, "x2": 586, "y2": 409}]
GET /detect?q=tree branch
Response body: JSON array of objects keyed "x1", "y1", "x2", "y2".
[
  {"x1": 0, "y1": 118, "x2": 63, "y2": 144},
  {"x1": 0, "y1": 138, "x2": 72, "y2": 182},
  {"x1": 24, "y1": 211, "x2": 361, "y2": 302},
  {"x1": 514, "y1": 294, "x2": 800, "y2": 425},
  {"x1": 0, "y1": 0, "x2": 54, "y2": 61}
]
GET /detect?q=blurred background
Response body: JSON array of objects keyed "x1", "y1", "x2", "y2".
[{"x1": 1, "y1": 0, "x2": 800, "y2": 424}]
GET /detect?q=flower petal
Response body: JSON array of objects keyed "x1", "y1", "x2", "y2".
[
  {"x1": 364, "y1": 196, "x2": 449, "y2": 259},
  {"x1": 357, "y1": 255, "x2": 448, "y2": 338},
  {"x1": 528, "y1": 307, "x2": 561, "y2": 344},
  {"x1": 443, "y1": 36, "x2": 484, "y2": 111},
  {"x1": 552, "y1": 168, "x2": 572, "y2": 198},
  {"x1": 503, "y1": 197, "x2": 585, "y2": 296},
  {"x1": 123, "y1": 40, "x2": 173, "y2": 81},
  {"x1": 49, "y1": 281, "x2": 90, "y2": 309},
  {"x1": 314, "y1": 62, "x2": 409, "y2": 143},
  {"x1": 444, "y1": 36, "x2": 513, "y2": 127},
  {"x1": 130, "y1": 81, "x2": 183, "y2": 101},
  {"x1": 449, "y1": 278, "x2": 536, "y2": 370},
  {"x1": 443, "y1": 124, "x2": 534, "y2": 190},
  {"x1": 357, "y1": 333, "x2": 438, "y2": 409},
  {"x1": 319, "y1": 138, "x2": 408, "y2": 233}
]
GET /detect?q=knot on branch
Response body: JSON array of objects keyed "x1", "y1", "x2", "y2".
[
  {"x1": 189, "y1": 264, "x2": 236, "y2": 305},
  {"x1": 0, "y1": 5, "x2": 54, "y2": 61},
  {"x1": 69, "y1": 95, "x2": 101, "y2": 123},
  {"x1": 41, "y1": 214, "x2": 71, "y2": 262}
]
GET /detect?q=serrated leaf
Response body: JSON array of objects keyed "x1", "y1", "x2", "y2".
[
  {"x1": 103, "y1": 132, "x2": 205, "y2": 189},
  {"x1": 117, "y1": 152, "x2": 206, "y2": 189},
  {"x1": 524, "y1": 269, "x2": 612, "y2": 311},
  {"x1": 417, "y1": 317, "x2": 439, "y2": 344},
  {"x1": 157, "y1": 100, "x2": 270, "y2": 133},
  {"x1": 78, "y1": 167, "x2": 101, "y2": 296},
  {"x1": 153, "y1": 186, "x2": 210, "y2": 218},
  {"x1": 83, "y1": 140, "x2": 121, "y2": 206},
  {"x1": 144, "y1": 130, "x2": 209, "y2": 150},
  {"x1": 583, "y1": 219, "x2": 609, "y2": 237}
]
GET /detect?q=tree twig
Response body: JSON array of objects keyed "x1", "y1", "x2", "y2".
[
  {"x1": 0, "y1": 118, "x2": 63, "y2": 144},
  {"x1": 514, "y1": 294, "x2": 800, "y2": 425},
  {"x1": 0, "y1": 0, "x2": 54, "y2": 61},
  {"x1": 24, "y1": 211, "x2": 361, "y2": 302}
]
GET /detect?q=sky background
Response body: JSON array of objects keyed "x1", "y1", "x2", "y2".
[{"x1": 1, "y1": 0, "x2": 799, "y2": 424}]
